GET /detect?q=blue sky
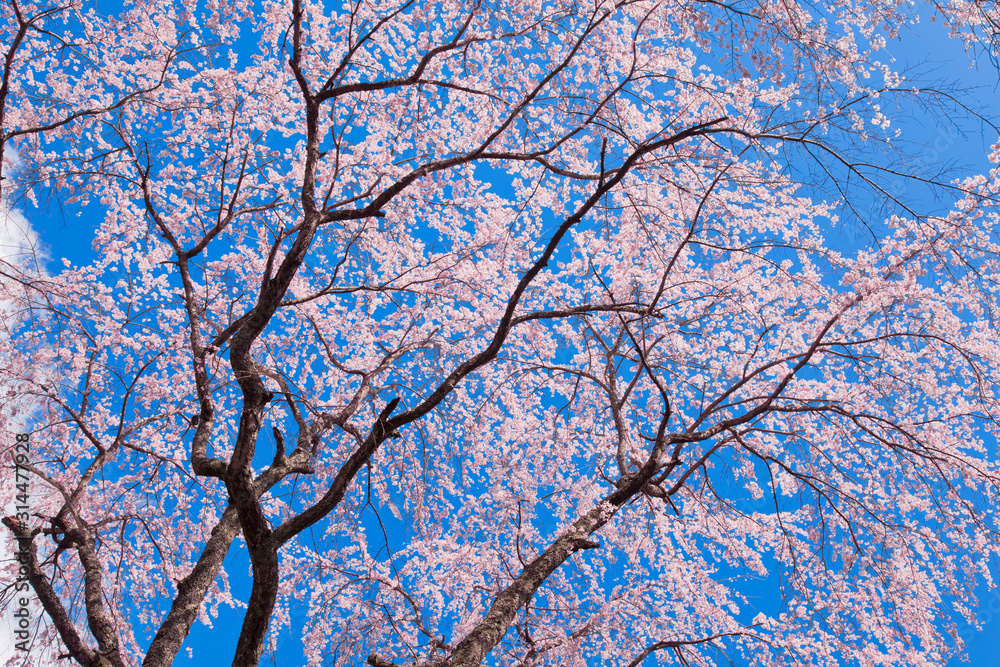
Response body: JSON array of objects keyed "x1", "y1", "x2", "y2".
[{"x1": 4, "y1": 3, "x2": 1000, "y2": 666}]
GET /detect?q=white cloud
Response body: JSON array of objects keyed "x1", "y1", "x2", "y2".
[{"x1": 0, "y1": 155, "x2": 49, "y2": 667}]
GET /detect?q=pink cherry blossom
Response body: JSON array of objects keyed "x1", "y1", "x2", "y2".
[{"x1": 3, "y1": 1, "x2": 1000, "y2": 666}]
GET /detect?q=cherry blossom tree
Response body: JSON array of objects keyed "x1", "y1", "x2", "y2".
[{"x1": 3, "y1": 0, "x2": 1000, "y2": 666}]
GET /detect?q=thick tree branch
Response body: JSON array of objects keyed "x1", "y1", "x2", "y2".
[{"x1": 2, "y1": 517, "x2": 101, "y2": 667}]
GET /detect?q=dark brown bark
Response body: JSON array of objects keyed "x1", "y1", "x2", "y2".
[
  {"x1": 448, "y1": 449, "x2": 665, "y2": 667},
  {"x1": 144, "y1": 445, "x2": 317, "y2": 667},
  {"x1": 240, "y1": 119, "x2": 725, "y2": 667},
  {"x1": 273, "y1": 398, "x2": 399, "y2": 545},
  {"x1": 223, "y1": 7, "x2": 330, "y2": 660},
  {"x1": 3, "y1": 517, "x2": 102, "y2": 667},
  {"x1": 226, "y1": 403, "x2": 279, "y2": 667},
  {"x1": 73, "y1": 535, "x2": 126, "y2": 667},
  {"x1": 142, "y1": 506, "x2": 241, "y2": 667}
]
